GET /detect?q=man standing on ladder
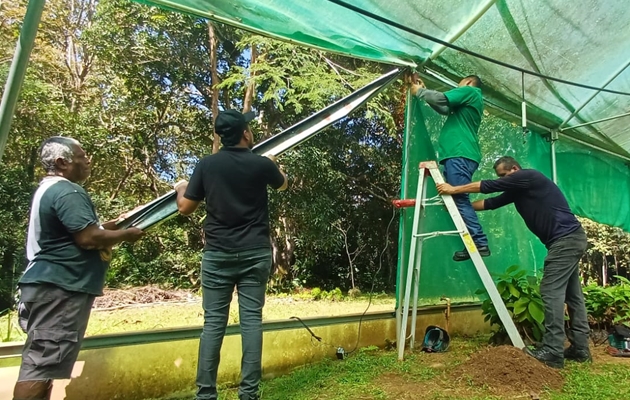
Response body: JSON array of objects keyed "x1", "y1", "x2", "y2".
[
  {"x1": 407, "y1": 73, "x2": 490, "y2": 261},
  {"x1": 436, "y1": 156, "x2": 591, "y2": 368}
]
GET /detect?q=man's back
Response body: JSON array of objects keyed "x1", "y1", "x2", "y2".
[
  {"x1": 439, "y1": 86, "x2": 484, "y2": 164},
  {"x1": 481, "y1": 169, "x2": 580, "y2": 246},
  {"x1": 184, "y1": 147, "x2": 285, "y2": 252}
]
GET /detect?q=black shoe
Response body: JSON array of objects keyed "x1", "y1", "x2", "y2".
[
  {"x1": 564, "y1": 345, "x2": 592, "y2": 363},
  {"x1": 523, "y1": 346, "x2": 564, "y2": 369},
  {"x1": 453, "y1": 246, "x2": 491, "y2": 262}
]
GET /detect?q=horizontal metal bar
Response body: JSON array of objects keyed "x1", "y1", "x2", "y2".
[
  {"x1": 0, "y1": 303, "x2": 482, "y2": 359},
  {"x1": 424, "y1": 0, "x2": 498, "y2": 62},
  {"x1": 413, "y1": 230, "x2": 461, "y2": 238},
  {"x1": 559, "y1": 111, "x2": 630, "y2": 131},
  {"x1": 558, "y1": 59, "x2": 630, "y2": 129},
  {"x1": 557, "y1": 132, "x2": 630, "y2": 162}
]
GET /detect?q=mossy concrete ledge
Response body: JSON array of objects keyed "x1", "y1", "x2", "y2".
[{"x1": 0, "y1": 303, "x2": 488, "y2": 400}]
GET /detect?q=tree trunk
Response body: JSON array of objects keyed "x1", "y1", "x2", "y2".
[
  {"x1": 208, "y1": 22, "x2": 221, "y2": 154},
  {"x1": 243, "y1": 44, "x2": 258, "y2": 113},
  {"x1": 270, "y1": 217, "x2": 295, "y2": 288},
  {"x1": 602, "y1": 254, "x2": 608, "y2": 286}
]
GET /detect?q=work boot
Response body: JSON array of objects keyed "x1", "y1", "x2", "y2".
[
  {"x1": 564, "y1": 345, "x2": 592, "y2": 363},
  {"x1": 453, "y1": 246, "x2": 491, "y2": 262},
  {"x1": 523, "y1": 347, "x2": 564, "y2": 369},
  {"x1": 13, "y1": 380, "x2": 52, "y2": 400}
]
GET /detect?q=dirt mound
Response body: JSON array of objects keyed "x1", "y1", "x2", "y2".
[
  {"x1": 93, "y1": 286, "x2": 194, "y2": 309},
  {"x1": 452, "y1": 346, "x2": 564, "y2": 395}
]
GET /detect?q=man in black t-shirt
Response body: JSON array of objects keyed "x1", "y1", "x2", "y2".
[
  {"x1": 14, "y1": 137, "x2": 144, "y2": 400},
  {"x1": 436, "y1": 156, "x2": 591, "y2": 369},
  {"x1": 175, "y1": 109, "x2": 287, "y2": 400}
]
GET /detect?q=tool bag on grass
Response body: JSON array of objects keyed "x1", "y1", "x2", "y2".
[{"x1": 607, "y1": 324, "x2": 630, "y2": 357}]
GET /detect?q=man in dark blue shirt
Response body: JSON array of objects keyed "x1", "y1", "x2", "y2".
[{"x1": 436, "y1": 156, "x2": 591, "y2": 368}]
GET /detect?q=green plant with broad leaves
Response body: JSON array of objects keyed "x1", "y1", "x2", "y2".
[
  {"x1": 477, "y1": 265, "x2": 545, "y2": 344},
  {"x1": 582, "y1": 275, "x2": 630, "y2": 329}
]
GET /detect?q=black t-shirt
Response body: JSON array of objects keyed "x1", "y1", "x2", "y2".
[
  {"x1": 480, "y1": 169, "x2": 581, "y2": 247},
  {"x1": 184, "y1": 147, "x2": 285, "y2": 252}
]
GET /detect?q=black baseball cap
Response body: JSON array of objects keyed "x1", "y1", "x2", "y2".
[{"x1": 215, "y1": 109, "x2": 255, "y2": 143}]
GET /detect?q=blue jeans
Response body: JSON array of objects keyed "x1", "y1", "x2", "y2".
[
  {"x1": 196, "y1": 248, "x2": 271, "y2": 400},
  {"x1": 443, "y1": 157, "x2": 488, "y2": 247}
]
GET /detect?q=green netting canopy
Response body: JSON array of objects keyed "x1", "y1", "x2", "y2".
[
  {"x1": 124, "y1": 0, "x2": 630, "y2": 303},
  {"x1": 136, "y1": 0, "x2": 630, "y2": 158},
  {"x1": 129, "y1": 0, "x2": 630, "y2": 302}
]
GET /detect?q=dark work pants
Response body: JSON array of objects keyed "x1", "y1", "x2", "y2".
[
  {"x1": 540, "y1": 228, "x2": 590, "y2": 356},
  {"x1": 443, "y1": 157, "x2": 488, "y2": 247},
  {"x1": 196, "y1": 248, "x2": 271, "y2": 400}
]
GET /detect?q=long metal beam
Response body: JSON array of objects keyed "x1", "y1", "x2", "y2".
[
  {"x1": 558, "y1": 131, "x2": 630, "y2": 162},
  {"x1": 558, "y1": 59, "x2": 630, "y2": 130},
  {"x1": 560, "y1": 111, "x2": 630, "y2": 132},
  {"x1": 0, "y1": 0, "x2": 46, "y2": 162},
  {"x1": 423, "y1": 0, "x2": 498, "y2": 63}
]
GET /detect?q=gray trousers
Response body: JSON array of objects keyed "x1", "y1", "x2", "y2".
[
  {"x1": 540, "y1": 228, "x2": 590, "y2": 356},
  {"x1": 17, "y1": 283, "x2": 94, "y2": 381},
  {"x1": 196, "y1": 248, "x2": 271, "y2": 400}
]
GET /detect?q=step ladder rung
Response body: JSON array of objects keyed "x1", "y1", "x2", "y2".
[
  {"x1": 397, "y1": 160, "x2": 525, "y2": 362},
  {"x1": 412, "y1": 230, "x2": 461, "y2": 238}
]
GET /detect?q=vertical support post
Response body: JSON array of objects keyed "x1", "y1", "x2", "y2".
[
  {"x1": 409, "y1": 177, "x2": 427, "y2": 351},
  {"x1": 0, "y1": 0, "x2": 46, "y2": 161},
  {"x1": 396, "y1": 84, "x2": 414, "y2": 346},
  {"x1": 550, "y1": 130, "x2": 559, "y2": 183},
  {"x1": 397, "y1": 168, "x2": 427, "y2": 361}
]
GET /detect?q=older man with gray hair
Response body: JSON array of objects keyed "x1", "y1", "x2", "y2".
[{"x1": 13, "y1": 137, "x2": 144, "y2": 400}]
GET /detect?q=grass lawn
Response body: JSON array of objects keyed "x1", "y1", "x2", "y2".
[
  {"x1": 0, "y1": 293, "x2": 395, "y2": 342},
  {"x1": 151, "y1": 336, "x2": 630, "y2": 400}
]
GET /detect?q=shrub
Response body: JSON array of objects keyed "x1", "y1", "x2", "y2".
[
  {"x1": 477, "y1": 265, "x2": 545, "y2": 344},
  {"x1": 582, "y1": 275, "x2": 630, "y2": 329}
]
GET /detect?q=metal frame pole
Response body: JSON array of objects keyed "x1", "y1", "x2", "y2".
[
  {"x1": 0, "y1": 0, "x2": 46, "y2": 161},
  {"x1": 559, "y1": 111, "x2": 630, "y2": 132},
  {"x1": 550, "y1": 130, "x2": 559, "y2": 183}
]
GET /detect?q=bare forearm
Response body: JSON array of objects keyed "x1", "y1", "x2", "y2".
[
  {"x1": 451, "y1": 182, "x2": 482, "y2": 194},
  {"x1": 78, "y1": 228, "x2": 135, "y2": 250},
  {"x1": 472, "y1": 200, "x2": 486, "y2": 211}
]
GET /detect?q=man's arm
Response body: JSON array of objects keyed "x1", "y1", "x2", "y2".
[
  {"x1": 176, "y1": 160, "x2": 205, "y2": 216},
  {"x1": 409, "y1": 80, "x2": 450, "y2": 115},
  {"x1": 55, "y1": 191, "x2": 145, "y2": 250},
  {"x1": 73, "y1": 225, "x2": 144, "y2": 250},
  {"x1": 479, "y1": 171, "x2": 530, "y2": 194},
  {"x1": 266, "y1": 155, "x2": 288, "y2": 191},
  {"x1": 436, "y1": 181, "x2": 481, "y2": 195},
  {"x1": 175, "y1": 181, "x2": 202, "y2": 216},
  {"x1": 102, "y1": 205, "x2": 147, "y2": 230},
  {"x1": 472, "y1": 200, "x2": 485, "y2": 211}
]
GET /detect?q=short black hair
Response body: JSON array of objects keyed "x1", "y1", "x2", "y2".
[
  {"x1": 464, "y1": 75, "x2": 482, "y2": 87},
  {"x1": 493, "y1": 156, "x2": 521, "y2": 170}
]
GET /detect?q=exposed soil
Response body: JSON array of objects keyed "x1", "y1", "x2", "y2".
[
  {"x1": 93, "y1": 285, "x2": 194, "y2": 309},
  {"x1": 451, "y1": 345, "x2": 564, "y2": 395}
]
